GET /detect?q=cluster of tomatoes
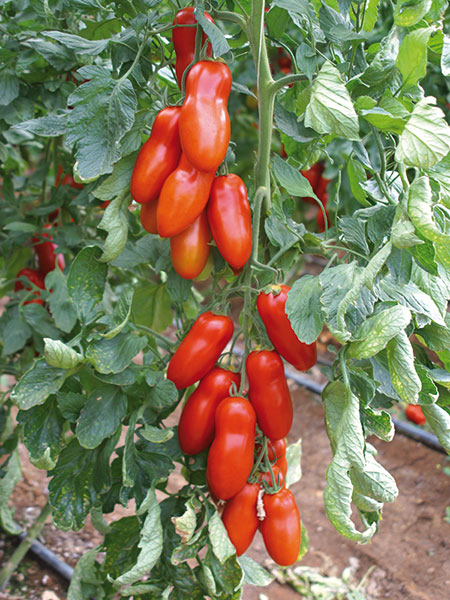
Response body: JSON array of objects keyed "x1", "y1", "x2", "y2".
[
  {"x1": 168, "y1": 285, "x2": 317, "y2": 565},
  {"x1": 300, "y1": 162, "x2": 331, "y2": 232},
  {"x1": 131, "y1": 7, "x2": 252, "y2": 280}
]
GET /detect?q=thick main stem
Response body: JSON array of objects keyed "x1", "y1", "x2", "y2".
[{"x1": 0, "y1": 502, "x2": 52, "y2": 591}]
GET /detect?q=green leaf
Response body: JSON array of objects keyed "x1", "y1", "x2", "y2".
[
  {"x1": 285, "y1": 438, "x2": 302, "y2": 488},
  {"x1": 17, "y1": 398, "x2": 64, "y2": 470},
  {"x1": 66, "y1": 66, "x2": 137, "y2": 180},
  {"x1": 339, "y1": 216, "x2": 370, "y2": 255},
  {"x1": 172, "y1": 499, "x2": 197, "y2": 544},
  {"x1": 98, "y1": 193, "x2": 129, "y2": 262},
  {"x1": 131, "y1": 282, "x2": 173, "y2": 332},
  {"x1": 92, "y1": 152, "x2": 137, "y2": 201},
  {"x1": 386, "y1": 331, "x2": 421, "y2": 402},
  {"x1": 86, "y1": 333, "x2": 147, "y2": 374},
  {"x1": 362, "y1": 0, "x2": 381, "y2": 31},
  {"x1": 272, "y1": 154, "x2": 318, "y2": 198},
  {"x1": 194, "y1": 7, "x2": 230, "y2": 57},
  {"x1": 48, "y1": 436, "x2": 117, "y2": 531},
  {"x1": 347, "y1": 158, "x2": 369, "y2": 205},
  {"x1": 76, "y1": 384, "x2": 127, "y2": 449},
  {"x1": 0, "y1": 72, "x2": 20, "y2": 106},
  {"x1": 45, "y1": 268, "x2": 78, "y2": 333},
  {"x1": 12, "y1": 113, "x2": 68, "y2": 137},
  {"x1": 43, "y1": 30, "x2": 110, "y2": 55},
  {"x1": 100, "y1": 287, "x2": 134, "y2": 339},
  {"x1": 323, "y1": 383, "x2": 376, "y2": 541},
  {"x1": 296, "y1": 43, "x2": 317, "y2": 82},
  {"x1": 285, "y1": 275, "x2": 324, "y2": 344},
  {"x1": 348, "y1": 305, "x2": 411, "y2": 359},
  {"x1": 44, "y1": 338, "x2": 84, "y2": 370},
  {"x1": 208, "y1": 511, "x2": 236, "y2": 563},
  {"x1": 67, "y1": 246, "x2": 108, "y2": 323},
  {"x1": 67, "y1": 547, "x2": 103, "y2": 600},
  {"x1": 113, "y1": 489, "x2": 163, "y2": 585},
  {"x1": 238, "y1": 556, "x2": 273, "y2": 587},
  {"x1": 57, "y1": 391, "x2": 86, "y2": 422},
  {"x1": 0, "y1": 450, "x2": 22, "y2": 534},
  {"x1": 351, "y1": 453, "x2": 398, "y2": 504},
  {"x1": 11, "y1": 359, "x2": 68, "y2": 410},
  {"x1": 146, "y1": 374, "x2": 179, "y2": 410},
  {"x1": 0, "y1": 305, "x2": 31, "y2": 356},
  {"x1": 274, "y1": 101, "x2": 317, "y2": 143},
  {"x1": 396, "y1": 27, "x2": 433, "y2": 88},
  {"x1": 408, "y1": 176, "x2": 450, "y2": 244},
  {"x1": 442, "y1": 34, "x2": 450, "y2": 76},
  {"x1": 422, "y1": 403, "x2": 450, "y2": 453},
  {"x1": 26, "y1": 38, "x2": 77, "y2": 70},
  {"x1": 396, "y1": 98, "x2": 450, "y2": 169},
  {"x1": 140, "y1": 425, "x2": 174, "y2": 444},
  {"x1": 22, "y1": 302, "x2": 61, "y2": 340},
  {"x1": 305, "y1": 61, "x2": 359, "y2": 140},
  {"x1": 394, "y1": 0, "x2": 432, "y2": 27},
  {"x1": 429, "y1": 153, "x2": 450, "y2": 208}
]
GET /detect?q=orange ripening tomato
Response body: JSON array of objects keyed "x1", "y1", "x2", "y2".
[
  {"x1": 14, "y1": 268, "x2": 46, "y2": 305},
  {"x1": 261, "y1": 489, "x2": 301, "y2": 565},
  {"x1": 207, "y1": 174, "x2": 252, "y2": 270},
  {"x1": 157, "y1": 153, "x2": 215, "y2": 237},
  {"x1": 178, "y1": 367, "x2": 241, "y2": 455},
  {"x1": 140, "y1": 201, "x2": 158, "y2": 234},
  {"x1": 170, "y1": 211, "x2": 212, "y2": 279},
  {"x1": 207, "y1": 396, "x2": 256, "y2": 500},
  {"x1": 172, "y1": 7, "x2": 214, "y2": 88},
  {"x1": 257, "y1": 284, "x2": 317, "y2": 371},
  {"x1": 246, "y1": 350, "x2": 293, "y2": 440},
  {"x1": 405, "y1": 404, "x2": 426, "y2": 425},
  {"x1": 130, "y1": 106, "x2": 181, "y2": 204},
  {"x1": 167, "y1": 311, "x2": 234, "y2": 389},
  {"x1": 222, "y1": 482, "x2": 260, "y2": 555},
  {"x1": 179, "y1": 61, "x2": 232, "y2": 172}
]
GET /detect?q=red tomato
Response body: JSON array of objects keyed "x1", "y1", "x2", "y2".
[
  {"x1": 207, "y1": 396, "x2": 256, "y2": 500},
  {"x1": 277, "y1": 47, "x2": 292, "y2": 70},
  {"x1": 301, "y1": 163, "x2": 325, "y2": 204},
  {"x1": 172, "y1": 7, "x2": 214, "y2": 88},
  {"x1": 178, "y1": 367, "x2": 241, "y2": 455},
  {"x1": 170, "y1": 211, "x2": 211, "y2": 279},
  {"x1": 179, "y1": 61, "x2": 232, "y2": 172},
  {"x1": 55, "y1": 165, "x2": 84, "y2": 190},
  {"x1": 130, "y1": 107, "x2": 181, "y2": 204},
  {"x1": 246, "y1": 350, "x2": 293, "y2": 440},
  {"x1": 32, "y1": 225, "x2": 65, "y2": 276},
  {"x1": 207, "y1": 174, "x2": 252, "y2": 270},
  {"x1": 167, "y1": 311, "x2": 234, "y2": 389},
  {"x1": 140, "y1": 201, "x2": 158, "y2": 234},
  {"x1": 157, "y1": 153, "x2": 215, "y2": 238},
  {"x1": 405, "y1": 404, "x2": 426, "y2": 425},
  {"x1": 267, "y1": 438, "x2": 287, "y2": 462},
  {"x1": 222, "y1": 482, "x2": 260, "y2": 555},
  {"x1": 261, "y1": 489, "x2": 301, "y2": 565},
  {"x1": 257, "y1": 284, "x2": 317, "y2": 371},
  {"x1": 14, "y1": 268, "x2": 46, "y2": 305},
  {"x1": 315, "y1": 175, "x2": 331, "y2": 201},
  {"x1": 259, "y1": 461, "x2": 287, "y2": 490}
]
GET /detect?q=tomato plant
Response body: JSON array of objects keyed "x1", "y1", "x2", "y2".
[{"x1": 1, "y1": 0, "x2": 450, "y2": 596}]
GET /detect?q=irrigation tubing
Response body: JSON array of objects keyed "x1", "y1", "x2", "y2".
[{"x1": 19, "y1": 534, "x2": 74, "y2": 581}]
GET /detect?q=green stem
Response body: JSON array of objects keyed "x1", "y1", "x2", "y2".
[
  {"x1": 118, "y1": 32, "x2": 149, "y2": 83},
  {"x1": 270, "y1": 73, "x2": 306, "y2": 94},
  {"x1": 0, "y1": 503, "x2": 52, "y2": 591},
  {"x1": 370, "y1": 125, "x2": 386, "y2": 181},
  {"x1": 135, "y1": 324, "x2": 175, "y2": 350},
  {"x1": 213, "y1": 10, "x2": 248, "y2": 34}
]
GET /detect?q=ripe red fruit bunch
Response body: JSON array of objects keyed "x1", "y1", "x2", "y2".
[
  {"x1": 168, "y1": 286, "x2": 316, "y2": 565},
  {"x1": 131, "y1": 7, "x2": 252, "y2": 280},
  {"x1": 300, "y1": 162, "x2": 331, "y2": 232}
]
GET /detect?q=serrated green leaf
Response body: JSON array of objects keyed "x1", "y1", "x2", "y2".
[
  {"x1": 305, "y1": 61, "x2": 359, "y2": 140},
  {"x1": 44, "y1": 338, "x2": 84, "y2": 369},
  {"x1": 98, "y1": 193, "x2": 129, "y2": 262},
  {"x1": 285, "y1": 438, "x2": 302, "y2": 488},
  {"x1": 0, "y1": 305, "x2": 31, "y2": 356},
  {"x1": 238, "y1": 556, "x2": 273, "y2": 586},
  {"x1": 131, "y1": 282, "x2": 173, "y2": 332},
  {"x1": 67, "y1": 547, "x2": 103, "y2": 600},
  {"x1": 43, "y1": 30, "x2": 110, "y2": 55},
  {"x1": 408, "y1": 176, "x2": 450, "y2": 244},
  {"x1": 0, "y1": 450, "x2": 22, "y2": 534},
  {"x1": 140, "y1": 425, "x2": 174, "y2": 443},
  {"x1": 172, "y1": 499, "x2": 197, "y2": 544},
  {"x1": 76, "y1": 385, "x2": 127, "y2": 449},
  {"x1": 286, "y1": 275, "x2": 324, "y2": 344},
  {"x1": 12, "y1": 113, "x2": 68, "y2": 137},
  {"x1": 394, "y1": 0, "x2": 432, "y2": 27},
  {"x1": 45, "y1": 268, "x2": 78, "y2": 333},
  {"x1": 101, "y1": 287, "x2": 134, "y2": 339},
  {"x1": 386, "y1": 331, "x2": 421, "y2": 402},
  {"x1": 422, "y1": 403, "x2": 450, "y2": 453},
  {"x1": 194, "y1": 7, "x2": 230, "y2": 57},
  {"x1": 396, "y1": 27, "x2": 433, "y2": 88},
  {"x1": 272, "y1": 154, "x2": 318, "y2": 199},
  {"x1": 362, "y1": 0, "x2": 381, "y2": 31},
  {"x1": 11, "y1": 359, "x2": 68, "y2": 409},
  {"x1": 86, "y1": 333, "x2": 146, "y2": 374},
  {"x1": 0, "y1": 72, "x2": 20, "y2": 106},
  {"x1": 208, "y1": 511, "x2": 235, "y2": 563},
  {"x1": 67, "y1": 246, "x2": 108, "y2": 323},
  {"x1": 93, "y1": 152, "x2": 137, "y2": 201}
]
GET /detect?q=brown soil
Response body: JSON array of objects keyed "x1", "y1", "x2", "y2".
[{"x1": 1, "y1": 377, "x2": 449, "y2": 599}]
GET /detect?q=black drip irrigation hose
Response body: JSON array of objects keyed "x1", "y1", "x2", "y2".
[{"x1": 6, "y1": 351, "x2": 446, "y2": 587}]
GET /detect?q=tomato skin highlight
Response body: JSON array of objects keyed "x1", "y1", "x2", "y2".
[
  {"x1": 178, "y1": 367, "x2": 241, "y2": 455},
  {"x1": 157, "y1": 153, "x2": 215, "y2": 238},
  {"x1": 207, "y1": 174, "x2": 252, "y2": 270},
  {"x1": 179, "y1": 61, "x2": 232, "y2": 173},
  {"x1": 261, "y1": 489, "x2": 301, "y2": 566},
  {"x1": 140, "y1": 201, "x2": 158, "y2": 234},
  {"x1": 246, "y1": 350, "x2": 293, "y2": 440},
  {"x1": 207, "y1": 396, "x2": 256, "y2": 500},
  {"x1": 170, "y1": 211, "x2": 211, "y2": 279},
  {"x1": 172, "y1": 7, "x2": 214, "y2": 88},
  {"x1": 222, "y1": 482, "x2": 260, "y2": 555},
  {"x1": 130, "y1": 107, "x2": 181, "y2": 205},
  {"x1": 32, "y1": 225, "x2": 65, "y2": 276},
  {"x1": 405, "y1": 404, "x2": 426, "y2": 425},
  {"x1": 14, "y1": 268, "x2": 46, "y2": 305},
  {"x1": 257, "y1": 284, "x2": 317, "y2": 371},
  {"x1": 167, "y1": 311, "x2": 234, "y2": 389}
]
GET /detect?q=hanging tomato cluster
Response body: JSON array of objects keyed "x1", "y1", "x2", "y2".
[
  {"x1": 167, "y1": 285, "x2": 316, "y2": 565},
  {"x1": 131, "y1": 8, "x2": 252, "y2": 280}
]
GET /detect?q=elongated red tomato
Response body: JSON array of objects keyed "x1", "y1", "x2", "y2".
[
  {"x1": 405, "y1": 404, "x2": 426, "y2": 425},
  {"x1": 261, "y1": 489, "x2": 301, "y2": 565},
  {"x1": 140, "y1": 201, "x2": 158, "y2": 234},
  {"x1": 167, "y1": 312, "x2": 233, "y2": 389},
  {"x1": 170, "y1": 211, "x2": 211, "y2": 279},
  {"x1": 178, "y1": 367, "x2": 241, "y2": 455},
  {"x1": 301, "y1": 162, "x2": 324, "y2": 204},
  {"x1": 207, "y1": 174, "x2": 252, "y2": 270},
  {"x1": 257, "y1": 284, "x2": 317, "y2": 371},
  {"x1": 222, "y1": 482, "x2": 259, "y2": 555},
  {"x1": 14, "y1": 268, "x2": 46, "y2": 305},
  {"x1": 172, "y1": 7, "x2": 214, "y2": 88},
  {"x1": 157, "y1": 153, "x2": 215, "y2": 238},
  {"x1": 246, "y1": 350, "x2": 293, "y2": 440},
  {"x1": 179, "y1": 61, "x2": 232, "y2": 172},
  {"x1": 207, "y1": 396, "x2": 256, "y2": 500},
  {"x1": 130, "y1": 107, "x2": 181, "y2": 204},
  {"x1": 32, "y1": 225, "x2": 65, "y2": 275}
]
